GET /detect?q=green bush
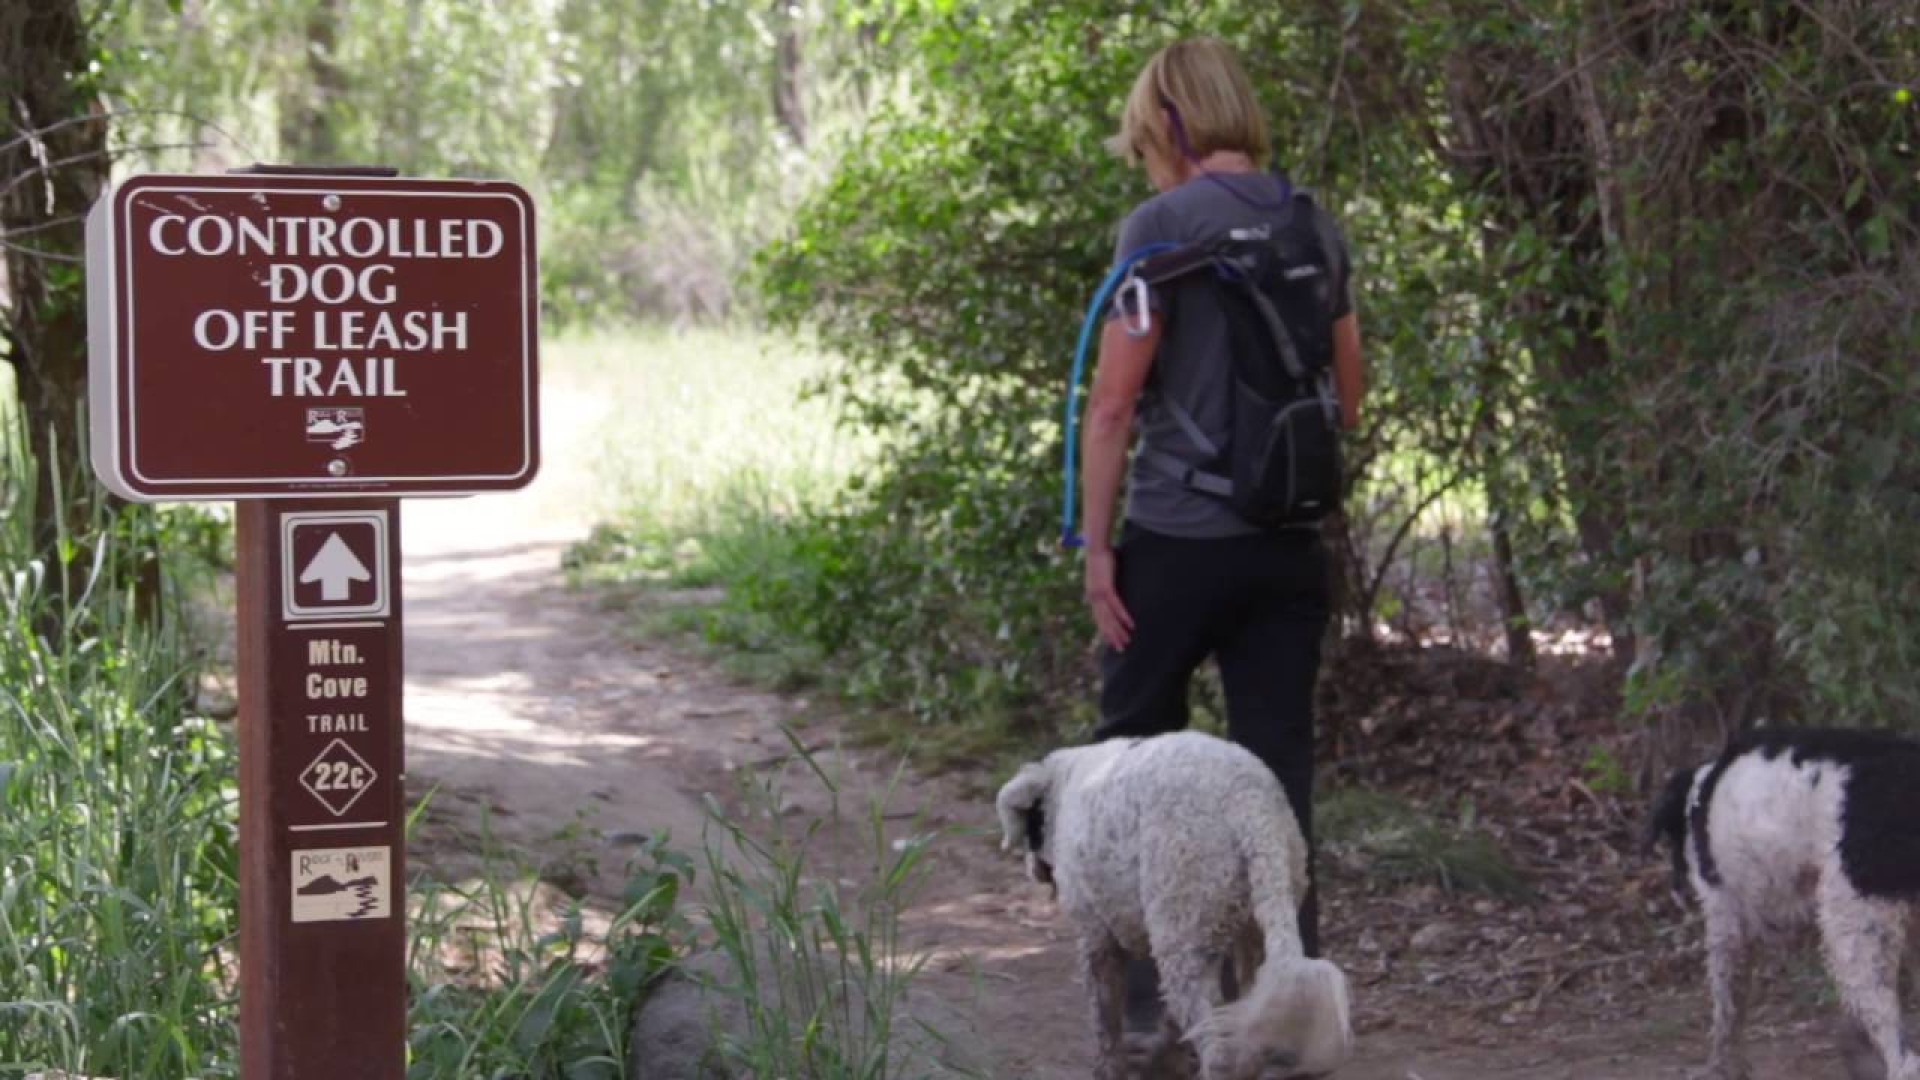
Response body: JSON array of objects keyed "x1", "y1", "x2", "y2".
[
  {"x1": 1318, "y1": 787, "x2": 1530, "y2": 901},
  {"x1": 744, "y1": 1, "x2": 1478, "y2": 740},
  {"x1": 737, "y1": 0, "x2": 1920, "y2": 750}
]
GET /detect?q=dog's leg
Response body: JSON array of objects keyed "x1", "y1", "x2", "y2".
[
  {"x1": 1840, "y1": 1014, "x2": 1890, "y2": 1080},
  {"x1": 1819, "y1": 885, "x2": 1917, "y2": 1080},
  {"x1": 1701, "y1": 899, "x2": 1754, "y2": 1080},
  {"x1": 1154, "y1": 945, "x2": 1240, "y2": 1080},
  {"x1": 1082, "y1": 931, "x2": 1131, "y2": 1080},
  {"x1": 1144, "y1": 1009, "x2": 1199, "y2": 1080},
  {"x1": 1844, "y1": 919, "x2": 1920, "y2": 1080}
]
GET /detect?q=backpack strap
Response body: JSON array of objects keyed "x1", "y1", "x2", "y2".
[
  {"x1": 1131, "y1": 235, "x2": 1314, "y2": 383},
  {"x1": 1162, "y1": 397, "x2": 1221, "y2": 458},
  {"x1": 1238, "y1": 276, "x2": 1307, "y2": 381},
  {"x1": 1140, "y1": 447, "x2": 1233, "y2": 498},
  {"x1": 1140, "y1": 394, "x2": 1232, "y2": 496}
]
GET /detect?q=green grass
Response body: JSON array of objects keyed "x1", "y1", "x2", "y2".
[
  {"x1": 553, "y1": 324, "x2": 871, "y2": 556},
  {"x1": 1318, "y1": 786, "x2": 1531, "y2": 900},
  {"x1": 403, "y1": 816, "x2": 687, "y2": 1080},
  {"x1": 558, "y1": 323, "x2": 872, "y2": 704},
  {"x1": 0, "y1": 412, "x2": 242, "y2": 1077},
  {"x1": 695, "y1": 732, "x2": 956, "y2": 1079}
]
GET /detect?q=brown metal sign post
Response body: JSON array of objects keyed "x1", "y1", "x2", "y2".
[
  {"x1": 85, "y1": 167, "x2": 538, "y2": 1078},
  {"x1": 237, "y1": 497, "x2": 406, "y2": 1076}
]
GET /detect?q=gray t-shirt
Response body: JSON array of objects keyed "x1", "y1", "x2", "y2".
[{"x1": 1110, "y1": 172, "x2": 1353, "y2": 538}]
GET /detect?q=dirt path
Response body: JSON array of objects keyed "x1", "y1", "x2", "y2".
[{"x1": 394, "y1": 372, "x2": 1850, "y2": 1079}]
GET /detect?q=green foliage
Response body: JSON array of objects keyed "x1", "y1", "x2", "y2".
[
  {"x1": 737, "y1": 0, "x2": 1920, "y2": 748},
  {"x1": 0, "y1": 424, "x2": 239, "y2": 1077},
  {"x1": 1580, "y1": 744, "x2": 1632, "y2": 798},
  {"x1": 1318, "y1": 787, "x2": 1531, "y2": 901},
  {"x1": 95, "y1": 0, "x2": 887, "y2": 326},
  {"x1": 405, "y1": 834, "x2": 688, "y2": 1080},
  {"x1": 1583, "y1": 5, "x2": 1920, "y2": 729},
  {"x1": 697, "y1": 733, "x2": 947, "y2": 1079}
]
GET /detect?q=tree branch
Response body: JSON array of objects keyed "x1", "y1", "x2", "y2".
[
  {"x1": 1, "y1": 107, "x2": 261, "y2": 162},
  {"x1": 1, "y1": 141, "x2": 213, "y2": 201},
  {"x1": 0, "y1": 239, "x2": 83, "y2": 263}
]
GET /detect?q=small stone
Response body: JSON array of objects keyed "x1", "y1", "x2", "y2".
[{"x1": 1409, "y1": 921, "x2": 1457, "y2": 954}]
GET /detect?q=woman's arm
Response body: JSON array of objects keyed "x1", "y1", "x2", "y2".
[
  {"x1": 1080, "y1": 316, "x2": 1159, "y2": 650},
  {"x1": 1331, "y1": 311, "x2": 1365, "y2": 431}
]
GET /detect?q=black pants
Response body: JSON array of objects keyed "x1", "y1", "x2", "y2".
[{"x1": 1093, "y1": 524, "x2": 1330, "y2": 1022}]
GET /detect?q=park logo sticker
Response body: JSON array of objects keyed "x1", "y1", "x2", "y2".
[
  {"x1": 291, "y1": 846, "x2": 391, "y2": 923},
  {"x1": 305, "y1": 407, "x2": 367, "y2": 450}
]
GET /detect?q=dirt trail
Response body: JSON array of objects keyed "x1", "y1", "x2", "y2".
[{"x1": 395, "y1": 370, "x2": 1847, "y2": 1079}]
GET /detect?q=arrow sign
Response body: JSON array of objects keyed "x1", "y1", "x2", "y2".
[
  {"x1": 280, "y1": 511, "x2": 388, "y2": 621},
  {"x1": 300, "y1": 533, "x2": 373, "y2": 601}
]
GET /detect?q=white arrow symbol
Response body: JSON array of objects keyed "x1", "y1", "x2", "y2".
[{"x1": 300, "y1": 533, "x2": 371, "y2": 602}]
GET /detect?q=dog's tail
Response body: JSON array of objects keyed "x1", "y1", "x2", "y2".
[
  {"x1": 1203, "y1": 804, "x2": 1353, "y2": 1076},
  {"x1": 1645, "y1": 766, "x2": 1695, "y2": 857},
  {"x1": 1646, "y1": 764, "x2": 1702, "y2": 898}
]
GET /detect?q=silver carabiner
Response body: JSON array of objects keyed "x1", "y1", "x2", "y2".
[{"x1": 1121, "y1": 275, "x2": 1153, "y2": 337}]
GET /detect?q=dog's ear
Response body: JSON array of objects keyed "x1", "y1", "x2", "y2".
[
  {"x1": 1644, "y1": 765, "x2": 1695, "y2": 858},
  {"x1": 994, "y1": 760, "x2": 1053, "y2": 854}
]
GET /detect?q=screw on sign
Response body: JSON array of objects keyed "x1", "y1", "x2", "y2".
[{"x1": 84, "y1": 165, "x2": 539, "y2": 1080}]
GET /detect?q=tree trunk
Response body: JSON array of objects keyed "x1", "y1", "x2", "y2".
[
  {"x1": 1441, "y1": 34, "x2": 1638, "y2": 669},
  {"x1": 1487, "y1": 503, "x2": 1535, "y2": 670},
  {"x1": 771, "y1": 0, "x2": 807, "y2": 148},
  {"x1": 278, "y1": 0, "x2": 345, "y2": 164},
  {"x1": 1, "y1": 0, "x2": 111, "y2": 562}
]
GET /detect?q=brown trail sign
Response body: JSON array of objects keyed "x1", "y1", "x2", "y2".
[
  {"x1": 86, "y1": 171, "x2": 538, "y2": 499},
  {"x1": 85, "y1": 166, "x2": 539, "y2": 1078}
]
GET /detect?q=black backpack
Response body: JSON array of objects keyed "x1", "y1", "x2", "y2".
[{"x1": 1129, "y1": 195, "x2": 1344, "y2": 528}]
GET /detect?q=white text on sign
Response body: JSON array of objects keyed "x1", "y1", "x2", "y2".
[
  {"x1": 299, "y1": 739, "x2": 377, "y2": 818},
  {"x1": 152, "y1": 210, "x2": 505, "y2": 401},
  {"x1": 309, "y1": 714, "x2": 369, "y2": 734},
  {"x1": 308, "y1": 673, "x2": 369, "y2": 699},
  {"x1": 308, "y1": 638, "x2": 364, "y2": 665}
]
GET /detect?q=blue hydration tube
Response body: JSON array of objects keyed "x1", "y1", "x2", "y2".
[{"x1": 1060, "y1": 242, "x2": 1177, "y2": 548}]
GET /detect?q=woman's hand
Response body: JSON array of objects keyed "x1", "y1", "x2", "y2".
[
  {"x1": 1079, "y1": 314, "x2": 1157, "y2": 653},
  {"x1": 1083, "y1": 546, "x2": 1134, "y2": 651}
]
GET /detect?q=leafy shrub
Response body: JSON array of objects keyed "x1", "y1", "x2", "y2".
[
  {"x1": 746, "y1": 1, "x2": 1482, "y2": 740},
  {"x1": 741, "y1": 0, "x2": 1920, "y2": 754}
]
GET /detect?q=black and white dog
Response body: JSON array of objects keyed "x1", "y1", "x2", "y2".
[{"x1": 1650, "y1": 727, "x2": 1920, "y2": 1080}]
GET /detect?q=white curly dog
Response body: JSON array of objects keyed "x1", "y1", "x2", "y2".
[{"x1": 996, "y1": 730, "x2": 1353, "y2": 1080}]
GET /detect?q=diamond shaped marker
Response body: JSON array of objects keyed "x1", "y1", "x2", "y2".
[{"x1": 299, "y1": 739, "x2": 377, "y2": 818}]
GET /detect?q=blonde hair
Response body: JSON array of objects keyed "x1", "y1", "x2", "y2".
[{"x1": 1107, "y1": 38, "x2": 1270, "y2": 167}]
